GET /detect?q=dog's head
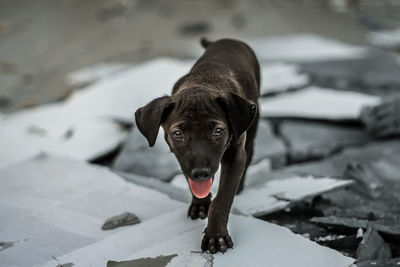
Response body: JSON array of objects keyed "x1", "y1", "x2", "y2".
[{"x1": 135, "y1": 87, "x2": 257, "y2": 198}]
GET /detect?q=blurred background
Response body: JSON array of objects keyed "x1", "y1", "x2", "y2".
[{"x1": 1, "y1": 0, "x2": 400, "y2": 113}]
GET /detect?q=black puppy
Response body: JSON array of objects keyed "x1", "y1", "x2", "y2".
[{"x1": 135, "y1": 38, "x2": 260, "y2": 254}]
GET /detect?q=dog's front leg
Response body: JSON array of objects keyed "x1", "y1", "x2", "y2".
[
  {"x1": 201, "y1": 142, "x2": 246, "y2": 253},
  {"x1": 188, "y1": 193, "x2": 211, "y2": 220}
]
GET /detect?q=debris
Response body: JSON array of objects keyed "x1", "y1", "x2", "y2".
[
  {"x1": 260, "y1": 63, "x2": 309, "y2": 95},
  {"x1": 0, "y1": 241, "x2": 15, "y2": 251},
  {"x1": 233, "y1": 176, "x2": 353, "y2": 216},
  {"x1": 259, "y1": 87, "x2": 381, "y2": 121},
  {"x1": 311, "y1": 216, "x2": 400, "y2": 237},
  {"x1": 367, "y1": 27, "x2": 400, "y2": 50},
  {"x1": 248, "y1": 34, "x2": 367, "y2": 62},
  {"x1": 352, "y1": 258, "x2": 400, "y2": 267},
  {"x1": 102, "y1": 212, "x2": 141, "y2": 230},
  {"x1": 112, "y1": 128, "x2": 180, "y2": 182},
  {"x1": 357, "y1": 228, "x2": 364, "y2": 239},
  {"x1": 0, "y1": 156, "x2": 183, "y2": 266},
  {"x1": 0, "y1": 58, "x2": 191, "y2": 168},
  {"x1": 42, "y1": 210, "x2": 354, "y2": 267},
  {"x1": 344, "y1": 162, "x2": 384, "y2": 199},
  {"x1": 300, "y1": 50, "x2": 400, "y2": 90},
  {"x1": 107, "y1": 254, "x2": 177, "y2": 267},
  {"x1": 279, "y1": 120, "x2": 372, "y2": 164},
  {"x1": 356, "y1": 225, "x2": 392, "y2": 261}
]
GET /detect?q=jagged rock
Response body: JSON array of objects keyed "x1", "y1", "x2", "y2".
[
  {"x1": 356, "y1": 225, "x2": 392, "y2": 261},
  {"x1": 300, "y1": 50, "x2": 400, "y2": 91},
  {"x1": 102, "y1": 212, "x2": 141, "y2": 230},
  {"x1": 279, "y1": 120, "x2": 372, "y2": 164},
  {"x1": 112, "y1": 128, "x2": 180, "y2": 182},
  {"x1": 353, "y1": 258, "x2": 400, "y2": 267},
  {"x1": 311, "y1": 215, "x2": 400, "y2": 237},
  {"x1": 281, "y1": 140, "x2": 400, "y2": 201},
  {"x1": 252, "y1": 119, "x2": 286, "y2": 166}
]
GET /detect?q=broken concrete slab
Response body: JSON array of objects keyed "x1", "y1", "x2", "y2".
[
  {"x1": 279, "y1": 120, "x2": 373, "y2": 163},
  {"x1": 252, "y1": 119, "x2": 287, "y2": 166},
  {"x1": 279, "y1": 139, "x2": 400, "y2": 177},
  {"x1": 367, "y1": 27, "x2": 400, "y2": 50},
  {"x1": 260, "y1": 86, "x2": 381, "y2": 121},
  {"x1": 43, "y1": 209, "x2": 354, "y2": 267},
  {"x1": 352, "y1": 258, "x2": 400, "y2": 267},
  {"x1": 0, "y1": 155, "x2": 183, "y2": 267},
  {"x1": 0, "y1": 58, "x2": 193, "y2": 169},
  {"x1": 112, "y1": 128, "x2": 180, "y2": 182},
  {"x1": 260, "y1": 62, "x2": 309, "y2": 95},
  {"x1": 311, "y1": 216, "x2": 400, "y2": 237},
  {"x1": 300, "y1": 49, "x2": 400, "y2": 90},
  {"x1": 356, "y1": 225, "x2": 392, "y2": 261},
  {"x1": 233, "y1": 176, "x2": 353, "y2": 217},
  {"x1": 248, "y1": 34, "x2": 367, "y2": 62}
]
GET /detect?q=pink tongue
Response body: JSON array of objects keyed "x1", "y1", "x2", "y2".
[{"x1": 188, "y1": 177, "x2": 213, "y2": 198}]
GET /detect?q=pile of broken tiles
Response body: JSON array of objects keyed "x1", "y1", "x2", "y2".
[{"x1": 1, "y1": 34, "x2": 400, "y2": 267}]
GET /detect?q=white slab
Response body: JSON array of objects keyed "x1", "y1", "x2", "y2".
[
  {"x1": 66, "y1": 63, "x2": 131, "y2": 88},
  {"x1": 43, "y1": 209, "x2": 354, "y2": 267},
  {"x1": 248, "y1": 34, "x2": 367, "y2": 62},
  {"x1": 0, "y1": 58, "x2": 193, "y2": 169},
  {"x1": 260, "y1": 63, "x2": 309, "y2": 95},
  {"x1": 260, "y1": 86, "x2": 381, "y2": 120},
  {"x1": 0, "y1": 155, "x2": 183, "y2": 267},
  {"x1": 367, "y1": 27, "x2": 400, "y2": 49},
  {"x1": 234, "y1": 176, "x2": 353, "y2": 216}
]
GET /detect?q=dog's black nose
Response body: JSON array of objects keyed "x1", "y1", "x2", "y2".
[{"x1": 191, "y1": 168, "x2": 211, "y2": 180}]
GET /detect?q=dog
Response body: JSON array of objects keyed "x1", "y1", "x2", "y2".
[{"x1": 135, "y1": 38, "x2": 260, "y2": 254}]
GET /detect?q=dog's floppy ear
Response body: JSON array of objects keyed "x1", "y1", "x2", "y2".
[
  {"x1": 217, "y1": 93, "x2": 257, "y2": 142},
  {"x1": 135, "y1": 96, "x2": 173, "y2": 147}
]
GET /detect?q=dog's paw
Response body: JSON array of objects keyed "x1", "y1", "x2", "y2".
[
  {"x1": 201, "y1": 231, "x2": 233, "y2": 254},
  {"x1": 188, "y1": 202, "x2": 209, "y2": 219}
]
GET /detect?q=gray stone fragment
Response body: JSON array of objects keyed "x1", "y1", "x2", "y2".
[
  {"x1": 311, "y1": 215, "x2": 400, "y2": 236},
  {"x1": 280, "y1": 120, "x2": 372, "y2": 163},
  {"x1": 353, "y1": 258, "x2": 400, "y2": 267},
  {"x1": 356, "y1": 225, "x2": 392, "y2": 261},
  {"x1": 112, "y1": 128, "x2": 180, "y2": 182},
  {"x1": 102, "y1": 212, "x2": 141, "y2": 230},
  {"x1": 252, "y1": 119, "x2": 287, "y2": 166},
  {"x1": 107, "y1": 254, "x2": 177, "y2": 267},
  {"x1": 300, "y1": 49, "x2": 400, "y2": 91},
  {"x1": 281, "y1": 140, "x2": 400, "y2": 196}
]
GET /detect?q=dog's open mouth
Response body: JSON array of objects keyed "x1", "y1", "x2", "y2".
[{"x1": 188, "y1": 177, "x2": 213, "y2": 198}]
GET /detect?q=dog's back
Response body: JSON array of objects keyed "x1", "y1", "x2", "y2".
[{"x1": 172, "y1": 38, "x2": 260, "y2": 103}]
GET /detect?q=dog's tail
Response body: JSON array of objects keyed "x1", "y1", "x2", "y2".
[{"x1": 200, "y1": 37, "x2": 213, "y2": 48}]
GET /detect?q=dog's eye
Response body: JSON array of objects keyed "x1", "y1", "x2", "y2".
[
  {"x1": 213, "y1": 128, "x2": 224, "y2": 137},
  {"x1": 172, "y1": 130, "x2": 183, "y2": 140}
]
